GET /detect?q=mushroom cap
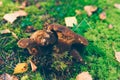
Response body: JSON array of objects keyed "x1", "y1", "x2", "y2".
[
  {"x1": 17, "y1": 38, "x2": 31, "y2": 48},
  {"x1": 30, "y1": 30, "x2": 57, "y2": 46},
  {"x1": 46, "y1": 24, "x2": 88, "y2": 46}
]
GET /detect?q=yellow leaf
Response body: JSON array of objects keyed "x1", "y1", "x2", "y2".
[
  {"x1": 76, "y1": 72, "x2": 92, "y2": 80},
  {"x1": 13, "y1": 63, "x2": 28, "y2": 74}
]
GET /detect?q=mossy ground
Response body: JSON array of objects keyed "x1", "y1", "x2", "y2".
[{"x1": 0, "y1": 0, "x2": 120, "y2": 80}]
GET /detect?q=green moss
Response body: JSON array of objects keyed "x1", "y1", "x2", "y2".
[{"x1": 0, "y1": 0, "x2": 120, "y2": 80}]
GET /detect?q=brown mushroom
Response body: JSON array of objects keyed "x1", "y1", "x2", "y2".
[
  {"x1": 30, "y1": 30, "x2": 57, "y2": 46},
  {"x1": 45, "y1": 24, "x2": 88, "y2": 62},
  {"x1": 17, "y1": 24, "x2": 88, "y2": 63},
  {"x1": 46, "y1": 24, "x2": 88, "y2": 46}
]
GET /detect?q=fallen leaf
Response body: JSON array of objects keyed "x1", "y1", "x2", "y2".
[
  {"x1": 75, "y1": 10, "x2": 81, "y2": 15},
  {"x1": 0, "y1": 29, "x2": 11, "y2": 34},
  {"x1": 76, "y1": 72, "x2": 92, "y2": 80},
  {"x1": 65, "y1": 17, "x2": 77, "y2": 27},
  {"x1": 0, "y1": 73, "x2": 18, "y2": 80},
  {"x1": 0, "y1": 1, "x2": 2, "y2": 6},
  {"x1": 114, "y1": 3, "x2": 120, "y2": 9},
  {"x1": 19, "y1": 1, "x2": 27, "y2": 9},
  {"x1": 99, "y1": 12, "x2": 106, "y2": 20},
  {"x1": 108, "y1": 24, "x2": 113, "y2": 29},
  {"x1": 3, "y1": 13, "x2": 17, "y2": 24},
  {"x1": 13, "y1": 63, "x2": 28, "y2": 74},
  {"x1": 36, "y1": 3, "x2": 41, "y2": 9},
  {"x1": 115, "y1": 52, "x2": 120, "y2": 62},
  {"x1": 14, "y1": 10, "x2": 27, "y2": 17},
  {"x1": 29, "y1": 60, "x2": 37, "y2": 72},
  {"x1": 84, "y1": 5, "x2": 97, "y2": 16},
  {"x1": 0, "y1": 73, "x2": 11, "y2": 80},
  {"x1": 12, "y1": 32, "x2": 18, "y2": 39},
  {"x1": 112, "y1": 46, "x2": 120, "y2": 62},
  {"x1": 3, "y1": 10, "x2": 27, "y2": 24}
]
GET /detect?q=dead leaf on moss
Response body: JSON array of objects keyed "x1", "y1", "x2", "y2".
[
  {"x1": 12, "y1": 32, "x2": 18, "y2": 39},
  {"x1": 19, "y1": 1, "x2": 27, "y2": 9},
  {"x1": 114, "y1": 3, "x2": 120, "y2": 9},
  {"x1": 0, "y1": 1, "x2": 2, "y2": 6},
  {"x1": 113, "y1": 46, "x2": 120, "y2": 62},
  {"x1": 115, "y1": 52, "x2": 120, "y2": 62},
  {"x1": 108, "y1": 24, "x2": 113, "y2": 29},
  {"x1": 99, "y1": 12, "x2": 106, "y2": 20},
  {"x1": 76, "y1": 72, "x2": 92, "y2": 80},
  {"x1": 14, "y1": 10, "x2": 27, "y2": 17},
  {"x1": 0, "y1": 73, "x2": 18, "y2": 80},
  {"x1": 75, "y1": 10, "x2": 81, "y2": 15},
  {"x1": 36, "y1": 3, "x2": 41, "y2": 9},
  {"x1": 65, "y1": 17, "x2": 77, "y2": 27},
  {"x1": 3, "y1": 10, "x2": 27, "y2": 24},
  {"x1": 84, "y1": 5, "x2": 97, "y2": 16},
  {"x1": 29, "y1": 60, "x2": 37, "y2": 72},
  {"x1": 13, "y1": 63, "x2": 28, "y2": 74},
  {"x1": 0, "y1": 29, "x2": 11, "y2": 34},
  {"x1": 3, "y1": 13, "x2": 17, "y2": 24}
]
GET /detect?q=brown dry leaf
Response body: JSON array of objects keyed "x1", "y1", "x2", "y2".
[
  {"x1": 75, "y1": 10, "x2": 81, "y2": 15},
  {"x1": 65, "y1": 17, "x2": 77, "y2": 27},
  {"x1": 14, "y1": 10, "x2": 27, "y2": 17},
  {"x1": 108, "y1": 24, "x2": 113, "y2": 29},
  {"x1": 29, "y1": 60, "x2": 37, "y2": 72},
  {"x1": 99, "y1": 12, "x2": 106, "y2": 20},
  {"x1": 0, "y1": 29, "x2": 11, "y2": 34},
  {"x1": 0, "y1": 73, "x2": 18, "y2": 80},
  {"x1": 13, "y1": 63, "x2": 28, "y2": 74},
  {"x1": 114, "y1": 3, "x2": 120, "y2": 9},
  {"x1": 3, "y1": 13, "x2": 17, "y2": 24},
  {"x1": 76, "y1": 72, "x2": 92, "y2": 80},
  {"x1": 84, "y1": 5, "x2": 97, "y2": 16},
  {"x1": 12, "y1": 32, "x2": 18, "y2": 39}
]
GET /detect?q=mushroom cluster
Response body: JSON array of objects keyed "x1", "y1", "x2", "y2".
[{"x1": 17, "y1": 24, "x2": 88, "y2": 62}]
